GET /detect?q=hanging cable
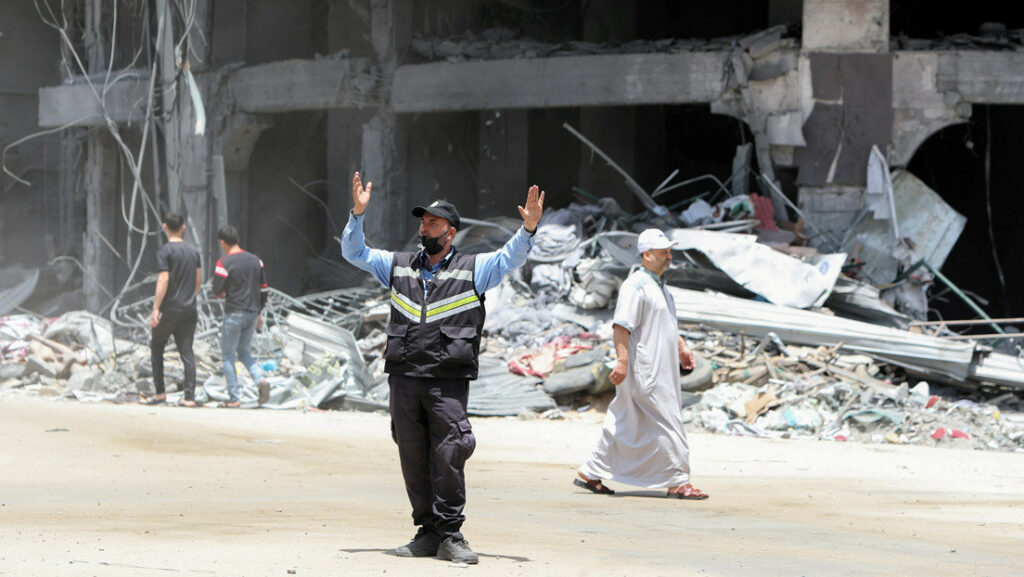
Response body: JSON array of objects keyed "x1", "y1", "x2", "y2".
[{"x1": 983, "y1": 105, "x2": 1008, "y2": 315}]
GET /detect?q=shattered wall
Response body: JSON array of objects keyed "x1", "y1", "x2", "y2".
[{"x1": 7, "y1": 0, "x2": 1024, "y2": 322}]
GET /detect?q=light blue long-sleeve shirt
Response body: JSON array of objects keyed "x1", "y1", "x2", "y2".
[{"x1": 341, "y1": 212, "x2": 534, "y2": 297}]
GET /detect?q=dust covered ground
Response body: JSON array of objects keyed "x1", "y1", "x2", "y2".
[{"x1": 1, "y1": 395, "x2": 1022, "y2": 577}]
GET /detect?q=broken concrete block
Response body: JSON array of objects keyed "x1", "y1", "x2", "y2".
[
  {"x1": 1, "y1": 378, "x2": 24, "y2": 390},
  {"x1": 283, "y1": 340, "x2": 304, "y2": 365},
  {"x1": 28, "y1": 341, "x2": 59, "y2": 363},
  {"x1": 66, "y1": 366, "x2": 100, "y2": 391},
  {"x1": 0, "y1": 362, "x2": 26, "y2": 380},
  {"x1": 193, "y1": 340, "x2": 212, "y2": 359},
  {"x1": 24, "y1": 355, "x2": 57, "y2": 379},
  {"x1": 37, "y1": 385, "x2": 62, "y2": 397},
  {"x1": 743, "y1": 27, "x2": 784, "y2": 59}
]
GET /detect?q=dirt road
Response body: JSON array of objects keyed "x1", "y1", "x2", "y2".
[{"x1": 1, "y1": 395, "x2": 1021, "y2": 576}]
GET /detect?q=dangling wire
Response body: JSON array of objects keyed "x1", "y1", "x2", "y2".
[{"x1": 983, "y1": 106, "x2": 1008, "y2": 315}]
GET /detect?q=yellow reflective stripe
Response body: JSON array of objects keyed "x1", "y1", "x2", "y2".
[
  {"x1": 425, "y1": 301, "x2": 481, "y2": 323},
  {"x1": 391, "y1": 290, "x2": 421, "y2": 318},
  {"x1": 429, "y1": 289, "x2": 477, "y2": 309},
  {"x1": 426, "y1": 294, "x2": 479, "y2": 317},
  {"x1": 391, "y1": 287, "x2": 419, "y2": 310}
]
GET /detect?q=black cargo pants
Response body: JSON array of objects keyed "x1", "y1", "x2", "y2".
[
  {"x1": 150, "y1": 308, "x2": 198, "y2": 400},
  {"x1": 388, "y1": 373, "x2": 477, "y2": 539}
]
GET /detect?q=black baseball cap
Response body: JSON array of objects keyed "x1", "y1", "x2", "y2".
[{"x1": 411, "y1": 200, "x2": 461, "y2": 230}]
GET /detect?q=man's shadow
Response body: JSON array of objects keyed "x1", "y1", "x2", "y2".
[
  {"x1": 339, "y1": 548, "x2": 531, "y2": 562},
  {"x1": 606, "y1": 489, "x2": 672, "y2": 499}
]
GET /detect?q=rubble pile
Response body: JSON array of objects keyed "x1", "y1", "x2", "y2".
[
  {"x1": 682, "y1": 331, "x2": 1024, "y2": 451},
  {"x1": 4, "y1": 145, "x2": 1024, "y2": 451}
]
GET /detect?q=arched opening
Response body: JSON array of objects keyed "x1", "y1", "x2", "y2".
[{"x1": 906, "y1": 105, "x2": 1024, "y2": 323}]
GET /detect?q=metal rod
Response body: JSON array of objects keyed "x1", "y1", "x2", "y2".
[
  {"x1": 942, "y1": 333, "x2": 1024, "y2": 340},
  {"x1": 911, "y1": 317, "x2": 1024, "y2": 326},
  {"x1": 653, "y1": 173, "x2": 731, "y2": 199},
  {"x1": 562, "y1": 122, "x2": 662, "y2": 214},
  {"x1": 898, "y1": 260, "x2": 1005, "y2": 337},
  {"x1": 652, "y1": 169, "x2": 680, "y2": 195}
]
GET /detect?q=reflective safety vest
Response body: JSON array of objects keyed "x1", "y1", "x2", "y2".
[{"x1": 383, "y1": 249, "x2": 485, "y2": 380}]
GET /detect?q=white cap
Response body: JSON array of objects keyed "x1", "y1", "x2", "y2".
[{"x1": 636, "y1": 228, "x2": 677, "y2": 253}]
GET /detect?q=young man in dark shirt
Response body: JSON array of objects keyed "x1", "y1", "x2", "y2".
[
  {"x1": 212, "y1": 224, "x2": 269, "y2": 407},
  {"x1": 142, "y1": 212, "x2": 202, "y2": 406}
]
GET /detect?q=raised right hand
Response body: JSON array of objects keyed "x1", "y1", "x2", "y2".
[{"x1": 352, "y1": 171, "x2": 372, "y2": 215}]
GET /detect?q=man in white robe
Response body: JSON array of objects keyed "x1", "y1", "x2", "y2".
[{"x1": 575, "y1": 228, "x2": 709, "y2": 499}]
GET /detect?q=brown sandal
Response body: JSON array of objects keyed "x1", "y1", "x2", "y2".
[
  {"x1": 667, "y1": 484, "x2": 708, "y2": 500},
  {"x1": 574, "y1": 472, "x2": 614, "y2": 495}
]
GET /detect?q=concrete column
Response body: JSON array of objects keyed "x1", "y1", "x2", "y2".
[
  {"x1": 177, "y1": 74, "x2": 213, "y2": 274},
  {"x1": 478, "y1": 110, "x2": 528, "y2": 217},
  {"x1": 326, "y1": 1, "x2": 375, "y2": 242},
  {"x1": 578, "y1": 0, "x2": 637, "y2": 210},
  {"x1": 796, "y1": 0, "x2": 892, "y2": 246},
  {"x1": 360, "y1": 0, "x2": 412, "y2": 247},
  {"x1": 157, "y1": 0, "x2": 182, "y2": 213},
  {"x1": 82, "y1": 0, "x2": 116, "y2": 312},
  {"x1": 327, "y1": 110, "x2": 372, "y2": 239},
  {"x1": 189, "y1": 0, "x2": 214, "y2": 72},
  {"x1": 83, "y1": 132, "x2": 118, "y2": 311},
  {"x1": 802, "y1": 0, "x2": 888, "y2": 53},
  {"x1": 361, "y1": 114, "x2": 409, "y2": 247}
]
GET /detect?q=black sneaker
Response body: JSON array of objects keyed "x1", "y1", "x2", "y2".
[
  {"x1": 437, "y1": 535, "x2": 479, "y2": 564},
  {"x1": 394, "y1": 529, "x2": 441, "y2": 558}
]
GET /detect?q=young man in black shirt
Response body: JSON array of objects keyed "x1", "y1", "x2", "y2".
[
  {"x1": 142, "y1": 212, "x2": 202, "y2": 406},
  {"x1": 212, "y1": 224, "x2": 269, "y2": 407}
]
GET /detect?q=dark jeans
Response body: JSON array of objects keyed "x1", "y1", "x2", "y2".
[
  {"x1": 150, "y1": 308, "x2": 198, "y2": 400},
  {"x1": 388, "y1": 373, "x2": 476, "y2": 539}
]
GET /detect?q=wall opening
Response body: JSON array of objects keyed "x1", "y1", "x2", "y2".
[
  {"x1": 906, "y1": 105, "x2": 1024, "y2": 324},
  {"x1": 247, "y1": 111, "x2": 328, "y2": 296},
  {"x1": 891, "y1": 1, "x2": 1024, "y2": 39}
]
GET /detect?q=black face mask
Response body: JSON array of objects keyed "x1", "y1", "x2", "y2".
[{"x1": 420, "y1": 227, "x2": 450, "y2": 256}]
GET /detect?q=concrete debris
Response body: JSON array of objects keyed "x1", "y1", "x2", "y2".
[
  {"x1": 673, "y1": 327, "x2": 1024, "y2": 451},
  {"x1": 410, "y1": 27, "x2": 770, "y2": 63},
  {"x1": 669, "y1": 228, "x2": 846, "y2": 308},
  {"x1": 2, "y1": 155, "x2": 1022, "y2": 451},
  {"x1": 24, "y1": 355, "x2": 57, "y2": 379}
]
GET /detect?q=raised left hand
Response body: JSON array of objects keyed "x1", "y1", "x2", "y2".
[{"x1": 517, "y1": 185, "x2": 545, "y2": 232}]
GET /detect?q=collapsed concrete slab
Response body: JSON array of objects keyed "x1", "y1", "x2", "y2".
[{"x1": 668, "y1": 285, "x2": 1024, "y2": 390}]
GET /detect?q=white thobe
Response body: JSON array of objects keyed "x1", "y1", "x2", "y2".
[{"x1": 580, "y1": 268, "x2": 690, "y2": 489}]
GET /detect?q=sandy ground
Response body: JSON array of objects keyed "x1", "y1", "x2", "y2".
[{"x1": 1, "y1": 395, "x2": 1022, "y2": 577}]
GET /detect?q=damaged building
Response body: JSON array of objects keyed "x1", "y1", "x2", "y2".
[
  {"x1": 0, "y1": 0, "x2": 1022, "y2": 323},
  {"x1": 3, "y1": 0, "x2": 1024, "y2": 449}
]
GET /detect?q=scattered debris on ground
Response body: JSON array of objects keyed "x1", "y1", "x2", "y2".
[{"x1": 3, "y1": 136, "x2": 1023, "y2": 453}]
